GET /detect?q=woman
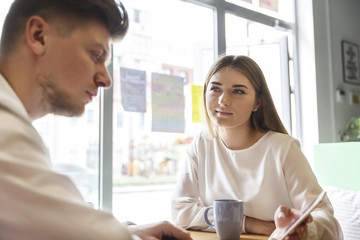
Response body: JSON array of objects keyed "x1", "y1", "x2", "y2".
[{"x1": 171, "y1": 55, "x2": 342, "y2": 239}]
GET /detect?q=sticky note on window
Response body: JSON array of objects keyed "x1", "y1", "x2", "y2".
[{"x1": 191, "y1": 84, "x2": 203, "y2": 123}]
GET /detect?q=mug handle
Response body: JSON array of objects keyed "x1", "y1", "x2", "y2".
[{"x1": 204, "y1": 206, "x2": 215, "y2": 229}]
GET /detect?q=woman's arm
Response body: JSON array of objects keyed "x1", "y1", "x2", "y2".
[
  {"x1": 171, "y1": 157, "x2": 212, "y2": 230},
  {"x1": 282, "y1": 141, "x2": 343, "y2": 239},
  {"x1": 245, "y1": 216, "x2": 275, "y2": 235},
  {"x1": 171, "y1": 138, "x2": 214, "y2": 231}
]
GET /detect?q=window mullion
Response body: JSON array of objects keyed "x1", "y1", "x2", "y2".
[{"x1": 99, "y1": 45, "x2": 114, "y2": 211}]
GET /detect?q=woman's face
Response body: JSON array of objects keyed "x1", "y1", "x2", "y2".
[{"x1": 205, "y1": 67, "x2": 259, "y2": 132}]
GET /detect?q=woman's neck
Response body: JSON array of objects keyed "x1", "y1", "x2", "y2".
[{"x1": 219, "y1": 127, "x2": 266, "y2": 150}]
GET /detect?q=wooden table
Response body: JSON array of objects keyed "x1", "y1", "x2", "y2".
[{"x1": 188, "y1": 230, "x2": 268, "y2": 240}]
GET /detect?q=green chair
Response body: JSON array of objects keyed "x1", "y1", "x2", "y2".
[
  {"x1": 314, "y1": 142, "x2": 360, "y2": 240},
  {"x1": 314, "y1": 142, "x2": 360, "y2": 191}
]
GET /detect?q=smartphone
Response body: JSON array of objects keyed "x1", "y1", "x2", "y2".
[{"x1": 268, "y1": 191, "x2": 326, "y2": 240}]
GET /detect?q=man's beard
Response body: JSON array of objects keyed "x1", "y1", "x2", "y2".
[{"x1": 40, "y1": 80, "x2": 85, "y2": 117}]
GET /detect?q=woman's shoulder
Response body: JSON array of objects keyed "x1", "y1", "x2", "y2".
[
  {"x1": 191, "y1": 130, "x2": 214, "y2": 146},
  {"x1": 264, "y1": 131, "x2": 300, "y2": 147},
  {"x1": 188, "y1": 130, "x2": 220, "y2": 154},
  {"x1": 186, "y1": 131, "x2": 216, "y2": 163}
]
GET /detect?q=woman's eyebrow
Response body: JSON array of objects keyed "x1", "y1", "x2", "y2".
[
  {"x1": 209, "y1": 82, "x2": 248, "y2": 88},
  {"x1": 232, "y1": 84, "x2": 248, "y2": 88},
  {"x1": 209, "y1": 81, "x2": 222, "y2": 85}
]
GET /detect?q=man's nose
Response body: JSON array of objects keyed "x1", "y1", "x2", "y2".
[{"x1": 94, "y1": 66, "x2": 112, "y2": 88}]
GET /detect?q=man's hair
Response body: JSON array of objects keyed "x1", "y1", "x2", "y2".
[
  {"x1": 0, "y1": 0, "x2": 129, "y2": 56},
  {"x1": 202, "y1": 54, "x2": 288, "y2": 138}
]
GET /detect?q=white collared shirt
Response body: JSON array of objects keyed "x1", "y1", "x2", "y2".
[{"x1": 0, "y1": 73, "x2": 134, "y2": 239}]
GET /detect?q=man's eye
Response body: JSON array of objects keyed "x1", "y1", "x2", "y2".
[
  {"x1": 93, "y1": 52, "x2": 103, "y2": 62},
  {"x1": 94, "y1": 54, "x2": 101, "y2": 62}
]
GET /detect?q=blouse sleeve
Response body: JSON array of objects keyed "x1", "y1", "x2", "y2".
[
  {"x1": 281, "y1": 140, "x2": 343, "y2": 240},
  {"x1": 171, "y1": 136, "x2": 214, "y2": 231}
]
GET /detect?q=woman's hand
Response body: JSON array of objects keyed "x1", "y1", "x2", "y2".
[
  {"x1": 127, "y1": 220, "x2": 193, "y2": 240},
  {"x1": 270, "y1": 206, "x2": 313, "y2": 240}
]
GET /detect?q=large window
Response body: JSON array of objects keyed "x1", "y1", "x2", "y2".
[
  {"x1": 33, "y1": 105, "x2": 101, "y2": 207},
  {"x1": 0, "y1": 0, "x2": 297, "y2": 224},
  {"x1": 226, "y1": 14, "x2": 294, "y2": 134},
  {"x1": 110, "y1": 0, "x2": 296, "y2": 224},
  {"x1": 226, "y1": 0, "x2": 294, "y2": 22},
  {"x1": 111, "y1": 0, "x2": 215, "y2": 223}
]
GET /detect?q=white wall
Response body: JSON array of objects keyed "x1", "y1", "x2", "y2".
[
  {"x1": 328, "y1": 0, "x2": 360, "y2": 141},
  {"x1": 313, "y1": 0, "x2": 360, "y2": 143},
  {"x1": 296, "y1": 0, "x2": 360, "y2": 163}
]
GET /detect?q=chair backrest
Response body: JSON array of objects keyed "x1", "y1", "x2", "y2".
[
  {"x1": 314, "y1": 142, "x2": 360, "y2": 191},
  {"x1": 314, "y1": 142, "x2": 360, "y2": 240}
]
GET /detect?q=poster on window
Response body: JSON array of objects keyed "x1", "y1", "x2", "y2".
[
  {"x1": 151, "y1": 73, "x2": 185, "y2": 133},
  {"x1": 259, "y1": 0, "x2": 278, "y2": 12},
  {"x1": 120, "y1": 67, "x2": 147, "y2": 112}
]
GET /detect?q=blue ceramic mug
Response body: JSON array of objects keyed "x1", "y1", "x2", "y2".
[{"x1": 204, "y1": 199, "x2": 243, "y2": 240}]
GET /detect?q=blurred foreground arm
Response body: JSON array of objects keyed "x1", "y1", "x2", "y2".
[{"x1": 128, "y1": 221, "x2": 193, "y2": 240}]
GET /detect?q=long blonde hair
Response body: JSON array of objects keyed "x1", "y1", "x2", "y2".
[{"x1": 202, "y1": 55, "x2": 288, "y2": 138}]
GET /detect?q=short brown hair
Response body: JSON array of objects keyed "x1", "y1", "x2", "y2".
[
  {"x1": 0, "y1": 0, "x2": 128, "y2": 56},
  {"x1": 202, "y1": 55, "x2": 288, "y2": 137}
]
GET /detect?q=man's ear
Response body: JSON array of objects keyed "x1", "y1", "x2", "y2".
[{"x1": 25, "y1": 16, "x2": 48, "y2": 55}]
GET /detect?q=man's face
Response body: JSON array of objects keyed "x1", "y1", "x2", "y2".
[{"x1": 38, "y1": 20, "x2": 111, "y2": 117}]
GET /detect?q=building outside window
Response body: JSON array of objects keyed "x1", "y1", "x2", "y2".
[{"x1": 111, "y1": 0, "x2": 214, "y2": 223}]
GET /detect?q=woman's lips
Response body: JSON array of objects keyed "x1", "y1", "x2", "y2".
[{"x1": 215, "y1": 109, "x2": 233, "y2": 116}]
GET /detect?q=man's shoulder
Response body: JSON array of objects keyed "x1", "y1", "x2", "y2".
[{"x1": 0, "y1": 75, "x2": 30, "y2": 122}]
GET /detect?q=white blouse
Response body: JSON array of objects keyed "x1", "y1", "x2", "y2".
[{"x1": 171, "y1": 131, "x2": 343, "y2": 239}]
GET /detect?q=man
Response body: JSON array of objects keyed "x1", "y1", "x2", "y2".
[{"x1": 0, "y1": 0, "x2": 192, "y2": 239}]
